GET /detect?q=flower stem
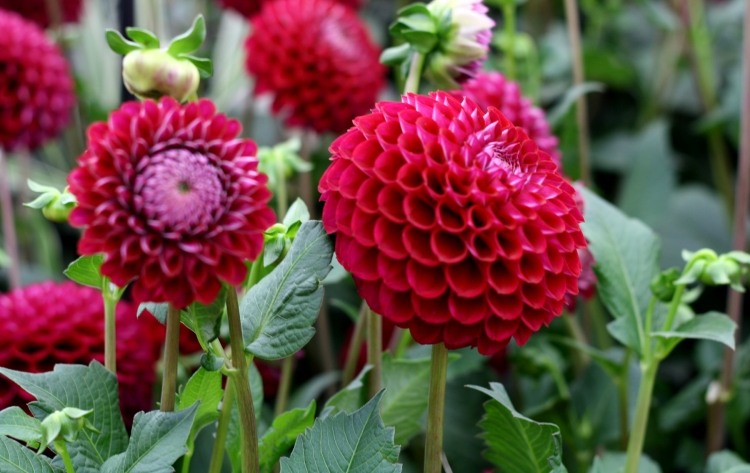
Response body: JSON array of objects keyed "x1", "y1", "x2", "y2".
[
  {"x1": 55, "y1": 440, "x2": 76, "y2": 473},
  {"x1": 160, "y1": 304, "x2": 181, "y2": 412},
  {"x1": 226, "y1": 288, "x2": 260, "y2": 473},
  {"x1": 208, "y1": 376, "x2": 235, "y2": 473},
  {"x1": 274, "y1": 357, "x2": 294, "y2": 417},
  {"x1": 404, "y1": 53, "x2": 426, "y2": 94},
  {"x1": 393, "y1": 328, "x2": 413, "y2": 359},
  {"x1": 707, "y1": 0, "x2": 750, "y2": 451},
  {"x1": 660, "y1": 285, "x2": 686, "y2": 334},
  {"x1": 503, "y1": 1, "x2": 517, "y2": 81},
  {"x1": 623, "y1": 360, "x2": 659, "y2": 473},
  {"x1": 366, "y1": 307, "x2": 383, "y2": 400},
  {"x1": 618, "y1": 349, "x2": 632, "y2": 449},
  {"x1": 341, "y1": 303, "x2": 367, "y2": 387},
  {"x1": 424, "y1": 342, "x2": 449, "y2": 473},
  {"x1": 0, "y1": 150, "x2": 21, "y2": 289},
  {"x1": 563, "y1": 0, "x2": 591, "y2": 186},
  {"x1": 103, "y1": 283, "x2": 118, "y2": 373}
]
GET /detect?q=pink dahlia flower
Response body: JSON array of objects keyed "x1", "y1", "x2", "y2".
[
  {"x1": 0, "y1": 0, "x2": 83, "y2": 28},
  {"x1": 319, "y1": 92, "x2": 586, "y2": 355},
  {"x1": 217, "y1": 0, "x2": 362, "y2": 18},
  {"x1": 0, "y1": 10, "x2": 75, "y2": 151},
  {"x1": 453, "y1": 71, "x2": 561, "y2": 168},
  {"x1": 244, "y1": 0, "x2": 385, "y2": 133},
  {"x1": 68, "y1": 98, "x2": 276, "y2": 308},
  {"x1": 0, "y1": 282, "x2": 161, "y2": 422}
]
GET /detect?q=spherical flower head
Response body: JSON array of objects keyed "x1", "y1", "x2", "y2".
[
  {"x1": 68, "y1": 98, "x2": 276, "y2": 308},
  {"x1": 319, "y1": 91, "x2": 587, "y2": 355},
  {"x1": 217, "y1": 0, "x2": 363, "y2": 18},
  {"x1": 245, "y1": 0, "x2": 385, "y2": 134},
  {"x1": 453, "y1": 71, "x2": 561, "y2": 168},
  {"x1": 425, "y1": 0, "x2": 494, "y2": 87},
  {"x1": 0, "y1": 0, "x2": 83, "y2": 28},
  {"x1": 0, "y1": 10, "x2": 76, "y2": 151},
  {"x1": 122, "y1": 49, "x2": 200, "y2": 103},
  {"x1": 0, "y1": 282, "x2": 162, "y2": 423}
]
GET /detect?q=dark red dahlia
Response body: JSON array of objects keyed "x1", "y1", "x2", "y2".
[
  {"x1": 0, "y1": 0, "x2": 83, "y2": 28},
  {"x1": 218, "y1": 0, "x2": 363, "y2": 18},
  {"x1": 244, "y1": 0, "x2": 384, "y2": 134},
  {"x1": 0, "y1": 282, "x2": 162, "y2": 422},
  {"x1": 453, "y1": 71, "x2": 561, "y2": 168},
  {"x1": 68, "y1": 98, "x2": 276, "y2": 308},
  {"x1": 319, "y1": 91, "x2": 586, "y2": 355},
  {"x1": 0, "y1": 10, "x2": 75, "y2": 151}
]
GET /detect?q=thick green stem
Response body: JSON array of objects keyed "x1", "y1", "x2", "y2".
[
  {"x1": 366, "y1": 307, "x2": 383, "y2": 400},
  {"x1": 618, "y1": 350, "x2": 632, "y2": 449},
  {"x1": 274, "y1": 357, "x2": 294, "y2": 417},
  {"x1": 55, "y1": 440, "x2": 76, "y2": 473},
  {"x1": 226, "y1": 289, "x2": 259, "y2": 473},
  {"x1": 424, "y1": 343, "x2": 449, "y2": 473},
  {"x1": 208, "y1": 377, "x2": 235, "y2": 473},
  {"x1": 404, "y1": 53, "x2": 425, "y2": 94},
  {"x1": 341, "y1": 304, "x2": 367, "y2": 387},
  {"x1": 181, "y1": 447, "x2": 194, "y2": 473},
  {"x1": 0, "y1": 150, "x2": 21, "y2": 289},
  {"x1": 160, "y1": 304, "x2": 181, "y2": 412},
  {"x1": 103, "y1": 286, "x2": 118, "y2": 373},
  {"x1": 624, "y1": 361, "x2": 659, "y2": 473},
  {"x1": 660, "y1": 285, "x2": 686, "y2": 334},
  {"x1": 562, "y1": 313, "x2": 589, "y2": 374},
  {"x1": 563, "y1": 0, "x2": 591, "y2": 185},
  {"x1": 503, "y1": 2, "x2": 517, "y2": 81}
]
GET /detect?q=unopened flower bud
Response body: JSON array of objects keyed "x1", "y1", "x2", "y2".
[
  {"x1": 122, "y1": 49, "x2": 200, "y2": 102},
  {"x1": 651, "y1": 267, "x2": 680, "y2": 302},
  {"x1": 39, "y1": 407, "x2": 97, "y2": 452}
]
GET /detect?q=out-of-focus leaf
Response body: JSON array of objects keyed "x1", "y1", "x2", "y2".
[{"x1": 589, "y1": 452, "x2": 661, "y2": 473}]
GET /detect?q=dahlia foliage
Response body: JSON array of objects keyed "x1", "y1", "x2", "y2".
[
  {"x1": 1, "y1": 3, "x2": 747, "y2": 473},
  {"x1": 319, "y1": 91, "x2": 586, "y2": 355}
]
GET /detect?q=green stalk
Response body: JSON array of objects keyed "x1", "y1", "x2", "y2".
[
  {"x1": 274, "y1": 357, "x2": 294, "y2": 417},
  {"x1": 404, "y1": 53, "x2": 426, "y2": 94},
  {"x1": 423, "y1": 343, "x2": 449, "y2": 473},
  {"x1": 0, "y1": 150, "x2": 21, "y2": 289},
  {"x1": 563, "y1": 0, "x2": 592, "y2": 186},
  {"x1": 341, "y1": 304, "x2": 367, "y2": 387},
  {"x1": 624, "y1": 361, "x2": 658, "y2": 473},
  {"x1": 226, "y1": 288, "x2": 259, "y2": 473},
  {"x1": 55, "y1": 440, "x2": 76, "y2": 473},
  {"x1": 660, "y1": 285, "x2": 686, "y2": 334},
  {"x1": 366, "y1": 307, "x2": 383, "y2": 399},
  {"x1": 160, "y1": 304, "x2": 181, "y2": 411},
  {"x1": 103, "y1": 284, "x2": 118, "y2": 373},
  {"x1": 393, "y1": 329, "x2": 413, "y2": 359},
  {"x1": 562, "y1": 312, "x2": 589, "y2": 374},
  {"x1": 208, "y1": 377, "x2": 235, "y2": 473},
  {"x1": 617, "y1": 350, "x2": 632, "y2": 449},
  {"x1": 503, "y1": 1, "x2": 517, "y2": 81}
]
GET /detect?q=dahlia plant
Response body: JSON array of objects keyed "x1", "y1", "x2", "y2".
[{"x1": 1, "y1": 2, "x2": 749, "y2": 473}]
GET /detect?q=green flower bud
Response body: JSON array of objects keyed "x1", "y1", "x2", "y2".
[
  {"x1": 39, "y1": 407, "x2": 97, "y2": 452},
  {"x1": 122, "y1": 49, "x2": 200, "y2": 102},
  {"x1": 650, "y1": 267, "x2": 681, "y2": 302}
]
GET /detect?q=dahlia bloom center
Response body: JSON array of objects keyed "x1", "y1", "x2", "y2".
[{"x1": 135, "y1": 148, "x2": 224, "y2": 234}]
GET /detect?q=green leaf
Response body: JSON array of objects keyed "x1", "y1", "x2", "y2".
[
  {"x1": 0, "y1": 363, "x2": 128, "y2": 473},
  {"x1": 100, "y1": 404, "x2": 198, "y2": 473},
  {"x1": 380, "y1": 43, "x2": 412, "y2": 66},
  {"x1": 589, "y1": 451, "x2": 661, "y2": 473},
  {"x1": 178, "y1": 54, "x2": 213, "y2": 78},
  {"x1": 280, "y1": 392, "x2": 401, "y2": 472},
  {"x1": 706, "y1": 450, "x2": 750, "y2": 473},
  {"x1": 287, "y1": 372, "x2": 341, "y2": 410},
  {"x1": 548, "y1": 82, "x2": 604, "y2": 127},
  {"x1": 181, "y1": 287, "x2": 226, "y2": 347},
  {"x1": 580, "y1": 187, "x2": 661, "y2": 355},
  {"x1": 63, "y1": 255, "x2": 105, "y2": 290},
  {"x1": 177, "y1": 368, "x2": 223, "y2": 439},
  {"x1": 0, "y1": 248, "x2": 9, "y2": 268},
  {"x1": 137, "y1": 302, "x2": 168, "y2": 323},
  {"x1": 241, "y1": 221, "x2": 333, "y2": 360},
  {"x1": 125, "y1": 27, "x2": 160, "y2": 48},
  {"x1": 0, "y1": 436, "x2": 57, "y2": 473},
  {"x1": 259, "y1": 401, "x2": 316, "y2": 472},
  {"x1": 105, "y1": 29, "x2": 142, "y2": 55},
  {"x1": 282, "y1": 199, "x2": 310, "y2": 228},
  {"x1": 167, "y1": 15, "x2": 206, "y2": 56},
  {"x1": 0, "y1": 407, "x2": 42, "y2": 444},
  {"x1": 653, "y1": 311, "x2": 737, "y2": 356},
  {"x1": 469, "y1": 383, "x2": 567, "y2": 473}
]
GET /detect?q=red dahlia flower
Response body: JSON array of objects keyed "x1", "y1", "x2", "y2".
[
  {"x1": 68, "y1": 98, "x2": 276, "y2": 308},
  {"x1": 0, "y1": 10, "x2": 75, "y2": 151},
  {"x1": 244, "y1": 0, "x2": 385, "y2": 134},
  {"x1": 0, "y1": 282, "x2": 161, "y2": 422},
  {"x1": 217, "y1": 0, "x2": 362, "y2": 18},
  {"x1": 319, "y1": 92, "x2": 586, "y2": 355},
  {"x1": 0, "y1": 0, "x2": 83, "y2": 28},
  {"x1": 453, "y1": 71, "x2": 561, "y2": 168}
]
